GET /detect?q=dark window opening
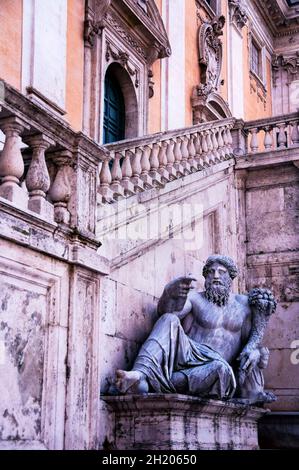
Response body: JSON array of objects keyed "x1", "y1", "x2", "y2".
[
  {"x1": 251, "y1": 41, "x2": 262, "y2": 78},
  {"x1": 103, "y1": 69, "x2": 125, "y2": 144}
]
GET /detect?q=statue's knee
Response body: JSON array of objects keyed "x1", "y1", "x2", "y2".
[
  {"x1": 214, "y1": 360, "x2": 230, "y2": 374},
  {"x1": 159, "y1": 313, "x2": 180, "y2": 326}
]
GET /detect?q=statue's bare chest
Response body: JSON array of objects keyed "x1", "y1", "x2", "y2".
[{"x1": 189, "y1": 294, "x2": 246, "y2": 333}]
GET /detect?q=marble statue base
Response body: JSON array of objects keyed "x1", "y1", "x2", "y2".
[{"x1": 102, "y1": 394, "x2": 268, "y2": 450}]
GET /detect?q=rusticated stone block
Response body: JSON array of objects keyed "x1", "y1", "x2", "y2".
[{"x1": 102, "y1": 394, "x2": 268, "y2": 450}]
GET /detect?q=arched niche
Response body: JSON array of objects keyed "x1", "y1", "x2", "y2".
[{"x1": 102, "y1": 62, "x2": 138, "y2": 143}]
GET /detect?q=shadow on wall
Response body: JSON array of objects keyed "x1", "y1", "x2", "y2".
[{"x1": 258, "y1": 412, "x2": 299, "y2": 449}]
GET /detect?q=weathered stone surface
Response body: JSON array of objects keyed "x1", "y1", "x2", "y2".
[
  {"x1": 111, "y1": 249, "x2": 157, "y2": 298},
  {"x1": 263, "y1": 303, "x2": 299, "y2": 348},
  {"x1": 102, "y1": 394, "x2": 267, "y2": 450},
  {"x1": 100, "y1": 334, "x2": 140, "y2": 393},
  {"x1": 153, "y1": 242, "x2": 186, "y2": 298},
  {"x1": 115, "y1": 284, "x2": 157, "y2": 343},
  {"x1": 0, "y1": 238, "x2": 69, "y2": 449},
  {"x1": 269, "y1": 390, "x2": 299, "y2": 411},
  {"x1": 264, "y1": 349, "x2": 299, "y2": 389},
  {"x1": 100, "y1": 277, "x2": 117, "y2": 336}
]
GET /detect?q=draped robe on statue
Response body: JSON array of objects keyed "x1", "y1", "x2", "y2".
[{"x1": 132, "y1": 313, "x2": 236, "y2": 398}]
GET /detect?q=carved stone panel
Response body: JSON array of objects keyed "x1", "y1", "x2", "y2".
[
  {"x1": 228, "y1": 0, "x2": 248, "y2": 30},
  {"x1": 198, "y1": 15, "x2": 225, "y2": 94},
  {"x1": 0, "y1": 240, "x2": 69, "y2": 449},
  {"x1": 64, "y1": 268, "x2": 100, "y2": 449},
  {"x1": 192, "y1": 15, "x2": 231, "y2": 123}
]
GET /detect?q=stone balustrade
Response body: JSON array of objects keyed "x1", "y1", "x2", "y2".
[
  {"x1": 0, "y1": 80, "x2": 108, "y2": 234},
  {"x1": 244, "y1": 112, "x2": 299, "y2": 155},
  {"x1": 1, "y1": 79, "x2": 298, "y2": 217},
  {"x1": 100, "y1": 118, "x2": 235, "y2": 203}
]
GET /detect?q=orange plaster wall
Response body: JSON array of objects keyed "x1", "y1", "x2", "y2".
[
  {"x1": 184, "y1": 0, "x2": 199, "y2": 126},
  {"x1": 243, "y1": 25, "x2": 272, "y2": 121},
  {"x1": 0, "y1": 0, "x2": 22, "y2": 89},
  {"x1": 65, "y1": 0, "x2": 85, "y2": 131},
  {"x1": 148, "y1": 59, "x2": 162, "y2": 134},
  {"x1": 148, "y1": 0, "x2": 162, "y2": 134}
]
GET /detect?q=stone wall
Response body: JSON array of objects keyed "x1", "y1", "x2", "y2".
[
  {"x1": 0, "y1": 83, "x2": 298, "y2": 448},
  {"x1": 238, "y1": 162, "x2": 299, "y2": 411},
  {"x1": 97, "y1": 160, "x2": 239, "y2": 448},
  {"x1": 0, "y1": 238, "x2": 68, "y2": 449}
]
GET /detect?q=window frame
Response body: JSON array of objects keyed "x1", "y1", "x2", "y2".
[{"x1": 249, "y1": 32, "x2": 266, "y2": 88}]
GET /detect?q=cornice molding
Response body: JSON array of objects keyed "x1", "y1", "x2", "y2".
[
  {"x1": 84, "y1": 0, "x2": 171, "y2": 59},
  {"x1": 253, "y1": 0, "x2": 299, "y2": 37},
  {"x1": 105, "y1": 11, "x2": 147, "y2": 60}
]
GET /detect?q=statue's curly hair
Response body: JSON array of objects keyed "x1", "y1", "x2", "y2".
[{"x1": 202, "y1": 255, "x2": 238, "y2": 280}]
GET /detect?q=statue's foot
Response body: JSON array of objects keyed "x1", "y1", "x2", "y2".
[
  {"x1": 115, "y1": 369, "x2": 149, "y2": 394},
  {"x1": 256, "y1": 391, "x2": 277, "y2": 404},
  {"x1": 229, "y1": 391, "x2": 277, "y2": 406}
]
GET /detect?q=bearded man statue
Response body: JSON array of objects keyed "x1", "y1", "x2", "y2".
[{"x1": 114, "y1": 254, "x2": 277, "y2": 404}]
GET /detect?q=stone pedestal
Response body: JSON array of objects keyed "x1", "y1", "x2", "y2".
[{"x1": 102, "y1": 394, "x2": 268, "y2": 450}]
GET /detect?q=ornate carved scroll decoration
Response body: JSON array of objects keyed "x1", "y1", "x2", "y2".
[{"x1": 105, "y1": 41, "x2": 139, "y2": 88}]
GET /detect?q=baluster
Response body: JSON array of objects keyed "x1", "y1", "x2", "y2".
[
  {"x1": 140, "y1": 145, "x2": 153, "y2": 189},
  {"x1": 201, "y1": 131, "x2": 209, "y2": 166},
  {"x1": 276, "y1": 122, "x2": 287, "y2": 149},
  {"x1": 226, "y1": 126, "x2": 233, "y2": 155},
  {"x1": 173, "y1": 137, "x2": 184, "y2": 177},
  {"x1": 180, "y1": 135, "x2": 191, "y2": 174},
  {"x1": 24, "y1": 133, "x2": 55, "y2": 218},
  {"x1": 187, "y1": 135, "x2": 197, "y2": 172},
  {"x1": 194, "y1": 133, "x2": 204, "y2": 169},
  {"x1": 291, "y1": 121, "x2": 299, "y2": 145},
  {"x1": 206, "y1": 129, "x2": 214, "y2": 164},
  {"x1": 249, "y1": 128, "x2": 259, "y2": 153},
  {"x1": 166, "y1": 139, "x2": 177, "y2": 180},
  {"x1": 49, "y1": 150, "x2": 72, "y2": 224},
  {"x1": 131, "y1": 147, "x2": 144, "y2": 192},
  {"x1": 149, "y1": 143, "x2": 162, "y2": 186},
  {"x1": 158, "y1": 141, "x2": 170, "y2": 183},
  {"x1": 263, "y1": 126, "x2": 273, "y2": 150},
  {"x1": 99, "y1": 156, "x2": 113, "y2": 203},
  {"x1": 110, "y1": 152, "x2": 124, "y2": 199},
  {"x1": 194, "y1": 132, "x2": 201, "y2": 155},
  {"x1": 222, "y1": 126, "x2": 229, "y2": 157},
  {"x1": 0, "y1": 116, "x2": 29, "y2": 208},
  {"x1": 211, "y1": 128, "x2": 220, "y2": 162},
  {"x1": 217, "y1": 126, "x2": 225, "y2": 160},
  {"x1": 121, "y1": 149, "x2": 135, "y2": 195}
]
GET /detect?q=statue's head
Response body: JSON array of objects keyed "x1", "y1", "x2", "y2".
[{"x1": 202, "y1": 255, "x2": 238, "y2": 306}]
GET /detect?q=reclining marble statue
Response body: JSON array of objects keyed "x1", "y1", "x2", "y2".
[{"x1": 114, "y1": 255, "x2": 277, "y2": 404}]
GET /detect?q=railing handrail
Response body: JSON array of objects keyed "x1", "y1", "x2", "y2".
[
  {"x1": 244, "y1": 111, "x2": 299, "y2": 130},
  {"x1": 103, "y1": 117, "x2": 236, "y2": 153},
  {"x1": 0, "y1": 80, "x2": 109, "y2": 162}
]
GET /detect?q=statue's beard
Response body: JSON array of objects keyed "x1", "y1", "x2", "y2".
[{"x1": 204, "y1": 280, "x2": 231, "y2": 306}]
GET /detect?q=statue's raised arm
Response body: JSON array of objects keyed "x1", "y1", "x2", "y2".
[{"x1": 157, "y1": 275, "x2": 196, "y2": 317}]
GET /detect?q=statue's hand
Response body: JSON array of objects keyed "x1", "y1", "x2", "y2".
[
  {"x1": 165, "y1": 275, "x2": 197, "y2": 300},
  {"x1": 237, "y1": 347, "x2": 260, "y2": 375},
  {"x1": 248, "y1": 288, "x2": 277, "y2": 316}
]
